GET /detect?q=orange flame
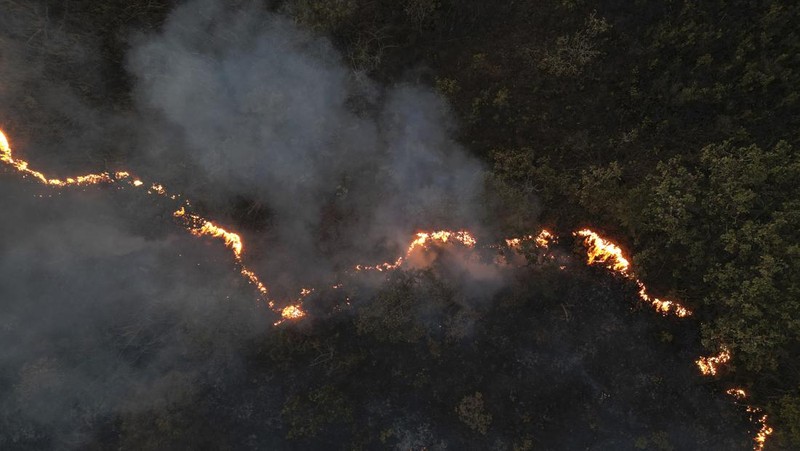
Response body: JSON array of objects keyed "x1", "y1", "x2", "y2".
[
  {"x1": 174, "y1": 207, "x2": 244, "y2": 257},
  {"x1": 408, "y1": 230, "x2": 477, "y2": 252},
  {"x1": 576, "y1": 229, "x2": 631, "y2": 273},
  {"x1": 272, "y1": 288, "x2": 313, "y2": 326},
  {"x1": 1, "y1": 129, "x2": 276, "y2": 308},
  {"x1": 0, "y1": 129, "x2": 779, "y2": 448},
  {"x1": 171, "y1": 206, "x2": 278, "y2": 305},
  {"x1": 575, "y1": 229, "x2": 691, "y2": 317},
  {"x1": 355, "y1": 229, "x2": 477, "y2": 272},
  {"x1": 281, "y1": 305, "x2": 306, "y2": 320},
  {"x1": 696, "y1": 348, "x2": 731, "y2": 377},
  {"x1": 0, "y1": 129, "x2": 116, "y2": 187},
  {"x1": 722, "y1": 387, "x2": 774, "y2": 450},
  {"x1": 751, "y1": 411, "x2": 774, "y2": 451},
  {"x1": 506, "y1": 229, "x2": 555, "y2": 249},
  {"x1": 726, "y1": 388, "x2": 747, "y2": 400}
]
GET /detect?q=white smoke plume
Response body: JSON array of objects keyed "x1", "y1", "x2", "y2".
[{"x1": 127, "y1": 0, "x2": 486, "y2": 286}]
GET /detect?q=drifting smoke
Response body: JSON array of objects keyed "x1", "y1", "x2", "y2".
[
  {"x1": 0, "y1": 0, "x2": 486, "y2": 446},
  {"x1": 127, "y1": 0, "x2": 486, "y2": 287}
]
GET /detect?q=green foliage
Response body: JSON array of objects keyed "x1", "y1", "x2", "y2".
[
  {"x1": 577, "y1": 161, "x2": 637, "y2": 228},
  {"x1": 640, "y1": 141, "x2": 800, "y2": 371},
  {"x1": 355, "y1": 269, "x2": 452, "y2": 343},
  {"x1": 282, "y1": 385, "x2": 354, "y2": 439},
  {"x1": 286, "y1": 0, "x2": 358, "y2": 32},
  {"x1": 634, "y1": 431, "x2": 674, "y2": 451},
  {"x1": 119, "y1": 372, "x2": 213, "y2": 449},
  {"x1": 402, "y1": 0, "x2": 442, "y2": 28},
  {"x1": 435, "y1": 77, "x2": 460, "y2": 97},
  {"x1": 539, "y1": 11, "x2": 611, "y2": 77},
  {"x1": 637, "y1": 141, "x2": 800, "y2": 444},
  {"x1": 455, "y1": 392, "x2": 492, "y2": 435},
  {"x1": 775, "y1": 392, "x2": 800, "y2": 446},
  {"x1": 487, "y1": 148, "x2": 572, "y2": 234}
]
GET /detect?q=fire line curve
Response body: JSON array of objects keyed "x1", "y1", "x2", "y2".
[{"x1": 0, "y1": 128, "x2": 772, "y2": 449}]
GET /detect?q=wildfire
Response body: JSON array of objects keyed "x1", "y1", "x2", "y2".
[
  {"x1": 408, "y1": 230, "x2": 477, "y2": 252},
  {"x1": 749, "y1": 410, "x2": 774, "y2": 451},
  {"x1": 726, "y1": 388, "x2": 747, "y2": 400},
  {"x1": 575, "y1": 229, "x2": 630, "y2": 273},
  {"x1": 0, "y1": 130, "x2": 116, "y2": 187},
  {"x1": 0, "y1": 128, "x2": 277, "y2": 307},
  {"x1": 0, "y1": 129, "x2": 778, "y2": 448},
  {"x1": 535, "y1": 229, "x2": 555, "y2": 247},
  {"x1": 241, "y1": 268, "x2": 269, "y2": 296},
  {"x1": 281, "y1": 305, "x2": 306, "y2": 320},
  {"x1": 720, "y1": 387, "x2": 773, "y2": 450},
  {"x1": 696, "y1": 348, "x2": 731, "y2": 376},
  {"x1": 0, "y1": 130, "x2": 8, "y2": 154},
  {"x1": 171, "y1": 206, "x2": 279, "y2": 306},
  {"x1": 570, "y1": 230, "x2": 770, "y2": 447},
  {"x1": 272, "y1": 288, "x2": 312, "y2": 326},
  {"x1": 575, "y1": 229, "x2": 691, "y2": 318},
  {"x1": 505, "y1": 229, "x2": 556, "y2": 249},
  {"x1": 174, "y1": 207, "x2": 244, "y2": 257},
  {"x1": 356, "y1": 230, "x2": 477, "y2": 272}
]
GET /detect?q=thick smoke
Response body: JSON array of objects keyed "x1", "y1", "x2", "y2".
[
  {"x1": 0, "y1": 0, "x2": 487, "y2": 446},
  {"x1": 127, "y1": 0, "x2": 485, "y2": 285},
  {"x1": 0, "y1": 179, "x2": 269, "y2": 447}
]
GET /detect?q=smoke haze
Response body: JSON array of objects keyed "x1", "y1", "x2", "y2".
[
  {"x1": 0, "y1": 0, "x2": 488, "y2": 445},
  {"x1": 127, "y1": 0, "x2": 486, "y2": 286}
]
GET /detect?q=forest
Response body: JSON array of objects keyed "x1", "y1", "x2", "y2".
[{"x1": 0, "y1": 0, "x2": 798, "y2": 449}]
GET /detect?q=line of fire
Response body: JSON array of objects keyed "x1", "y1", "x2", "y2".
[{"x1": 0, "y1": 129, "x2": 772, "y2": 449}]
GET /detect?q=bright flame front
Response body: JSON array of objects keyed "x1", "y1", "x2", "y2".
[
  {"x1": 0, "y1": 128, "x2": 775, "y2": 448},
  {"x1": 575, "y1": 229, "x2": 691, "y2": 318}
]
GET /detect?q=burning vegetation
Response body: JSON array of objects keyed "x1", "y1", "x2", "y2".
[
  {"x1": 0, "y1": 127, "x2": 770, "y2": 448},
  {"x1": 575, "y1": 230, "x2": 691, "y2": 318}
]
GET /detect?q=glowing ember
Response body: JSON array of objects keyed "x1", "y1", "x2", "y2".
[
  {"x1": 240, "y1": 268, "x2": 269, "y2": 296},
  {"x1": 726, "y1": 388, "x2": 747, "y2": 400},
  {"x1": 505, "y1": 229, "x2": 555, "y2": 249},
  {"x1": 535, "y1": 229, "x2": 554, "y2": 247},
  {"x1": 721, "y1": 387, "x2": 774, "y2": 450},
  {"x1": 281, "y1": 304, "x2": 306, "y2": 320},
  {"x1": 751, "y1": 412, "x2": 773, "y2": 451},
  {"x1": 744, "y1": 405, "x2": 774, "y2": 451},
  {"x1": 505, "y1": 237, "x2": 522, "y2": 247},
  {"x1": 696, "y1": 348, "x2": 731, "y2": 376}
]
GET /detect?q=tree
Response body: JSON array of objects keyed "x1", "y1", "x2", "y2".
[
  {"x1": 455, "y1": 392, "x2": 492, "y2": 435},
  {"x1": 636, "y1": 140, "x2": 800, "y2": 446}
]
